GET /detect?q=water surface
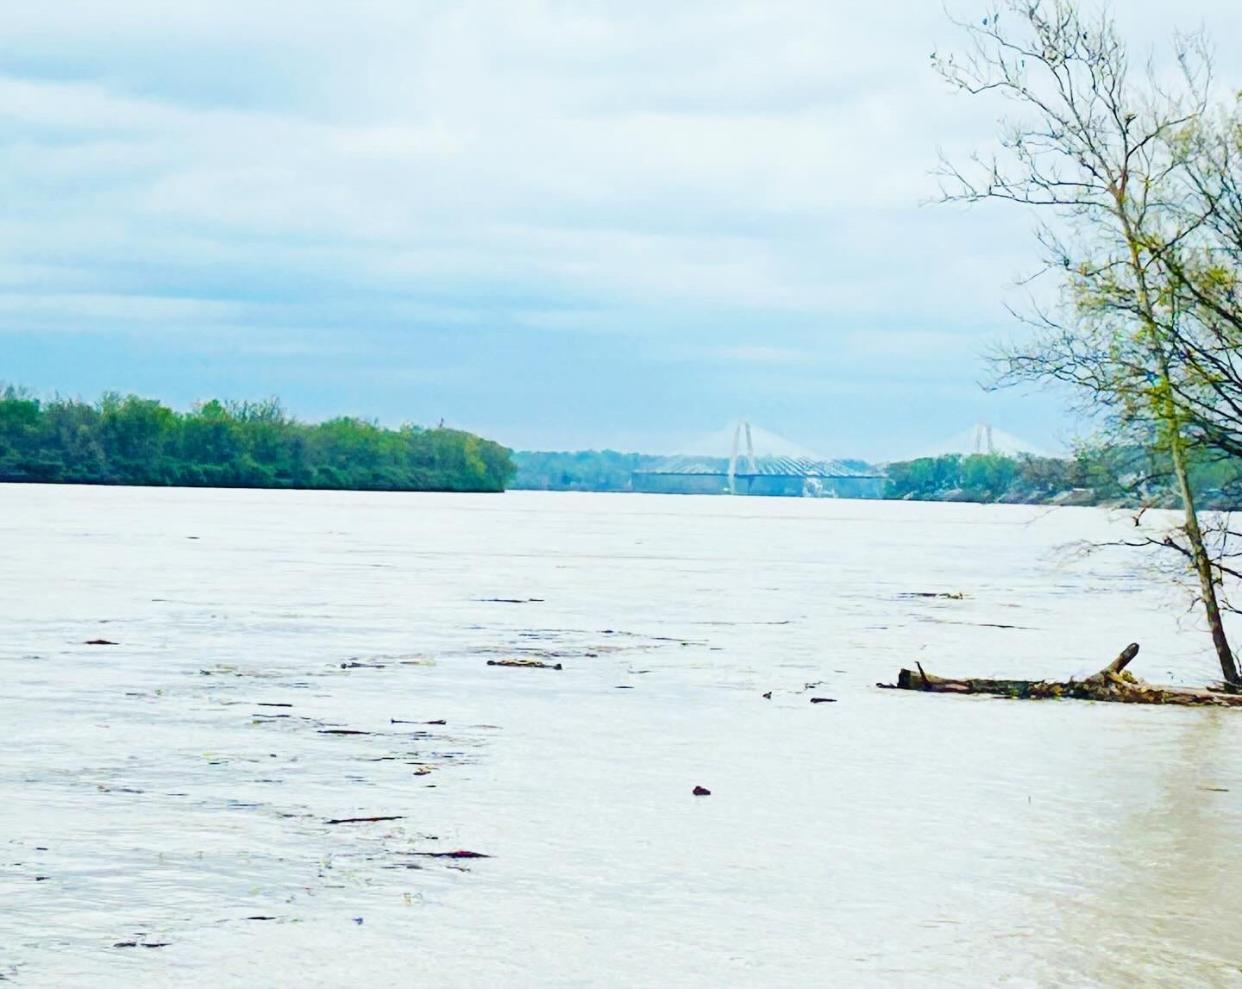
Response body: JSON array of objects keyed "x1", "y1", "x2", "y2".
[{"x1": 2, "y1": 486, "x2": 1240, "y2": 987}]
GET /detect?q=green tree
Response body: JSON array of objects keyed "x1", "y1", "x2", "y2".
[
  {"x1": 0, "y1": 386, "x2": 514, "y2": 494},
  {"x1": 936, "y1": 0, "x2": 1241, "y2": 683}
]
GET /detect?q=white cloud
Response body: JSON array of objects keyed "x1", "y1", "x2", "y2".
[{"x1": 3, "y1": 0, "x2": 1242, "y2": 451}]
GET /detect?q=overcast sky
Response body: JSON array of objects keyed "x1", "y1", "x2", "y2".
[{"x1": 4, "y1": 1, "x2": 1242, "y2": 458}]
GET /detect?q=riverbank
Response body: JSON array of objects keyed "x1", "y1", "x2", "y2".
[
  {"x1": 514, "y1": 448, "x2": 1242, "y2": 509},
  {"x1": 0, "y1": 388, "x2": 514, "y2": 492}
]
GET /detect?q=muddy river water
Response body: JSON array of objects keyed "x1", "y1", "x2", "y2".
[{"x1": 3, "y1": 485, "x2": 1241, "y2": 987}]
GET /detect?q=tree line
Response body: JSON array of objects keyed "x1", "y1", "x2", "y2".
[
  {"x1": 512, "y1": 450, "x2": 666, "y2": 491},
  {"x1": 0, "y1": 388, "x2": 514, "y2": 493},
  {"x1": 516, "y1": 445, "x2": 1242, "y2": 508},
  {"x1": 884, "y1": 449, "x2": 1242, "y2": 507}
]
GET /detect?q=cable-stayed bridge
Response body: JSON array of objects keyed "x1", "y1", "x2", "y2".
[
  {"x1": 913, "y1": 422, "x2": 1047, "y2": 459},
  {"x1": 632, "y1": 421, "x2": 884, "y2": 497}
]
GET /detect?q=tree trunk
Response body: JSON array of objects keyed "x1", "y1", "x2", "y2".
[
  {"x1": 1125, "y1": 217, "x2": 1240, "y2": 685},
  {"x1": 1168, "y1": 424, "x2": 1241, "y2": 684},
  {"x1": 881, "y1": 643, "x2": 1242, "y2": 706}
]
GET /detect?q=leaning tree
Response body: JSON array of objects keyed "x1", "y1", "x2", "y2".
[{"x1": 933, "y1": 0, "x2": 1242, "y2": 683}]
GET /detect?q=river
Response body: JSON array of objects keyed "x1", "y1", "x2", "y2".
[{"x1": 2, "y1": 485, "x2": 1241, "y2": 987}]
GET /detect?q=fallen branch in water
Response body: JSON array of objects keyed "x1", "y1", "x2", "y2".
[
  {"x1": 411, "y1": 849, "x2": 490, "y2": 859},
  {"x1": 879, "y1": 644, "x2": 1242, "y2": 707},
  {"x1": 324, "y1": 815, "x2": 405, "y2": 825},
  {"x1": 486, "y1": 659, "x2": 563, "y2": 670}
]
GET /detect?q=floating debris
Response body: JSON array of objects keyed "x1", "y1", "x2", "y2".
[
  {"x1": 325, "y1": 816, "x2": 405, "y2": 825},
  {"x1": 486, "y1": 659, "x2": 563, "y2": 670},
  {"x1": 923, "y1": 618, "x2": 1028, "y2": 630},
  {"x1": 411, "y1": 849, "x2": 490, "y2": 859},
  {"x1": 84, "y1": 639, "x2": 118, "y2": 646}
]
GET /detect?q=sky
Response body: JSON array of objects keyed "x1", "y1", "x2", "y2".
[{"x1": 4, "y1": 1, "x2": 1242, "y2": 460}]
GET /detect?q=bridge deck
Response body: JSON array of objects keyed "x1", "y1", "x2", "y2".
[{"x1": 633, "y1": 455, "x2": 883, "y2": 480}]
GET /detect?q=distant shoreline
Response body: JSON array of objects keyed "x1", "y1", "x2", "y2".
[
  {"x1": 0, "y1": 478, "x2": 508, "y2": 494},
  {"x1": 511, "y1": 448, "x2": 1242, "y2": 510},
  {"x1": 0, "y1": 480, "x2": 1207, "y2": 511},
  {"x1": 0, "y1": 387, "x2": 515, "y2": 494}
]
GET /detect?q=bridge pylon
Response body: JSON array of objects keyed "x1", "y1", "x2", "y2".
[
  {"x1": 973, "y1": 422, "x2": 996, "y2": 455},
  {"x1": 727, "y1": 420, "x2": 759, "y2": 494}
]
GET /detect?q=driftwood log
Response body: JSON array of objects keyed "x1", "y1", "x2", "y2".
[{"x1": 880, "y1": 643, "x2": 1242, "y2": 707}]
